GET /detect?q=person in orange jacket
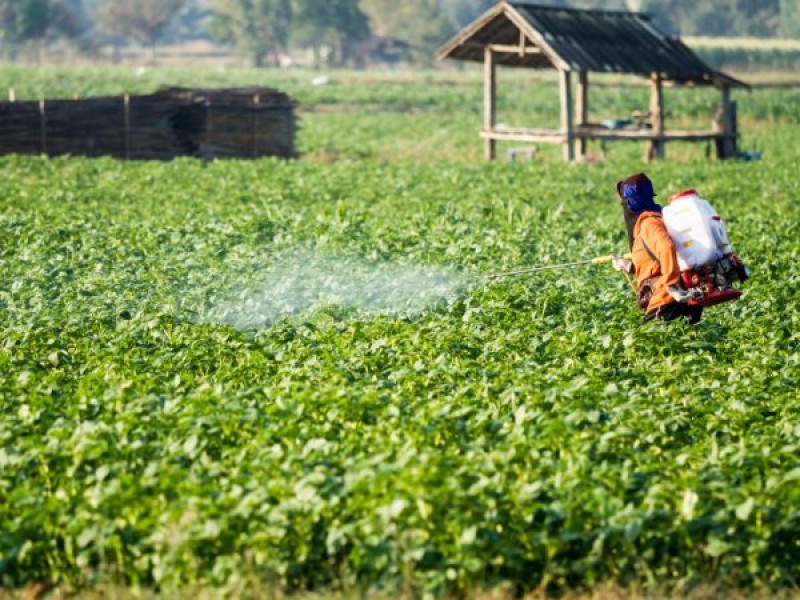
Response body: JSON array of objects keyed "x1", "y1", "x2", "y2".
[{"x1": 612, "y1": 173, "x2": 703, "y2": 324}]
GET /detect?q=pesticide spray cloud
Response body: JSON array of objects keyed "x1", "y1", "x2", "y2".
[{"x1": 206, "y1": 251, "x2": 472, "y2": 329}]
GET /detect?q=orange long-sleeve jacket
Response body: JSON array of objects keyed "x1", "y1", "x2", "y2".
[{"x1": 631, "y1": 211, "x2": 681, "y2": 314}]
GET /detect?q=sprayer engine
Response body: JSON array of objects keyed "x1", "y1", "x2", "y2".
[
  {"x1": 663, "y1": 189, "x2": 749, "y2": 308},
  {"x1": 680, "y1": 252, "x2": 749, "y2": 307}
]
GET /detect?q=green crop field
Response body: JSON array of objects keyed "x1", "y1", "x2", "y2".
[{"x1": 1, "y1": 66, "x2": 799, "y2": 598}]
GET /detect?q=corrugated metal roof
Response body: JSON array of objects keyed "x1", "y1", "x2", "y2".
[{"x1": 438, "y1": 1, "x2": 746, "y2": 86}]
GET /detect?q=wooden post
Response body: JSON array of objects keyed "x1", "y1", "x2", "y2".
[
  {"x1": 646, "y1": 74, "x2": 665, "y2": 161},
  {"x1": 559, "y1": 69, "x2": 574, "y2": 162},
  {"x1": 39, "y1": 99, "x2": 47, "y2": 155},
  {"x1": 575, "y1": 71, "x2": 588, "y2": 159},
  {"x1": 123, "y1": 94, "x2": 131, "y2": 160},
  {"x1": 205, "y1": 99, "x2": 213, "y2": 160},
  {"x1": 718, "y1": 84, "x2": 736, "y2": 160},
  {"x1": 484, "y1": 46, "x2": 497, "y2": 161},
  {"x1": 253, "y1": 93, "x2": 260, "y2": 158}
]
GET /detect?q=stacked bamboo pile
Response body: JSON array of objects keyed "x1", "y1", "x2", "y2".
[
  {"x1": 0, "y1": 87, "x2": 296, "y2": 160},
  {"x1": 165, "y1": 87, "x2": 296, "y2": 159}
]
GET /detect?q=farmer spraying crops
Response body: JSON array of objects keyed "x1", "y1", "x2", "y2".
[
  {"x1": 612, "y1": 173, "x2": 749, "y2": 324},
  {"x1": 612, "y1": 173, "x2": 703, "y2": 324},
  {"x1": 486, "y1": 173, "x2": 748, "y2": 323}
]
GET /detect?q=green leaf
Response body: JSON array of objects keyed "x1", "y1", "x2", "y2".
[{"x1": 704, "y1": 537, "x2": 734, "y2": 557}]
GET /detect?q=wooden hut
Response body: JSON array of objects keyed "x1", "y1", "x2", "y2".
[{"x1": 437, "y1": 1, "x2": 748, "y2": 162}]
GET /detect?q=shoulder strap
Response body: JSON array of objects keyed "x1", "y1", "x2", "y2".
[
  {"x1": 637, "y1": 214, "x2": 661, "y2": 268},
  {"x1": 640, "y1": 236, "x2": 660, "y2": 267}
]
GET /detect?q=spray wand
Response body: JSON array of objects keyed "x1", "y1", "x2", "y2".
[{"x1": 486, "y1": 253, "x2": 635, "y2": 289}]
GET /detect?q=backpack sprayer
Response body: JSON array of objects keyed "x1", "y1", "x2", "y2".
[
  {"x1": 661, "y1": 189, "x2": 748, "y2": 307},
  {"x1": 486, "y1": 189, "x2": 748, "y2": 309}
]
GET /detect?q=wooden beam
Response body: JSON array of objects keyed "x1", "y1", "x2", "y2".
[
  {"x1": 490, "y1": 44, "x2": 541, "y2": 54},
  {"x1": 646, "y1": 74, "x2": 665, "y2": 161},
  {"x1": 461, "y1": 42, "x2": 541, "y2": 55},
  {"x1": 481, "y1": 127, "x2": 564, "y2": 144},
  {"x1": 575, "y1": 71, "x2": 588, "y2": 159},
  {"x1": 484, "y1": 46, "x2": 497, "y2": 161},
  {"x1": 559, "y1": 69, "x2": 575, "y2": 162},
  {"x1": 503, "y1": 4, "x2": 570, "y2": 71},
  {"x1": 464, "y1": 43, "x2": 542, "y2": 56},
  {"x1": 574, "y1": 126, "x2": 726, "y2": 142},
  {"x1": 436, "y1": 2, "x2": 507, "y2": 61}
]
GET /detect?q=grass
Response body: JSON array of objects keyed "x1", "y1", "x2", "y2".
[{"x1": 3, "y1": 583, "x2": 800, "y2": 600}]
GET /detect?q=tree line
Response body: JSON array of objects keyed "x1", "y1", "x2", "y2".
[
  {"x1": 0, "y1": 0, "x2": 798, "y2": 66},
  {"x1": 562, "y1": 0, "x2": 800, "y2": 38}
]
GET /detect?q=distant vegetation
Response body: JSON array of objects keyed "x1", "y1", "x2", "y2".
[
  {"x1": 696, "y1": 47, "x2": 800, "y2": 74},
  {"x1": 0, "y1": 0, "x2": 799, "y2": 69}
]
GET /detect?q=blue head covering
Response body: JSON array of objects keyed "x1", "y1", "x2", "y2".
[{"x1": 620, "y1": 174, "x2": 661, "y2": 213}]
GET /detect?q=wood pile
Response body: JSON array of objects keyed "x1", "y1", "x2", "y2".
[{"x1": 0, "y1": 87, "x2": 296, "y2": 160}]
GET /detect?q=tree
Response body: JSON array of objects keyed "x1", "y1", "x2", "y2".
[
  {"x1": 18, "y1": 0, "x2": 50, "y2": 40},
  {"x1": 638, "y1": 0, "x2": 781, "y2": 37},
  {"x1": 211, "y1": 0, "x2": 292, "y2": 67},
  {"x1": 0, "y1": 0, "x2": 50, "y2": 58},
  {"x1": 0, "y1": 2, "x2": 19, "y2": 56},
  {"x1": 779, "y1": 0, "x2": 800, "y2": 38},
  {"x1": 50, "y1": 0, "x2": 91, "y2": 43},
  {"x1": 360, "y1": 0, "x2": 455, "y2": 64},
  {"x1": 293, "y1": 0, "x2": 370, "y2": 67},
  {"x1": 94, "y1": 0, "x2": 185, "y2": 61},
  {"x1": 438, "y1": 0, "x2": 494, "y2": 28},
  {"x1": 169, "y1": 0, "x2": 217, "y2": 43}
]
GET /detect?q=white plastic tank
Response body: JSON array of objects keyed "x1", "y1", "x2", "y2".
[{"x1": 662, "y1": 189, "x2": 733, "y2": 270}]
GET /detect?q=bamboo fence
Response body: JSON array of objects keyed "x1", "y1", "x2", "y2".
[{"x1": 0, "y1": 87, "x2": 296, "y2": 160}]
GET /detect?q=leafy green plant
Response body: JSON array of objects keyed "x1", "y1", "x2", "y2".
[{"x1": 0, "y1": 67, "x2": 798, "y2": 596}]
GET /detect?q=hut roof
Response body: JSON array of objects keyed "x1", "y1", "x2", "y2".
[{"x1": 438, "y1": 1, "x2": 747, "y2": 87}]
